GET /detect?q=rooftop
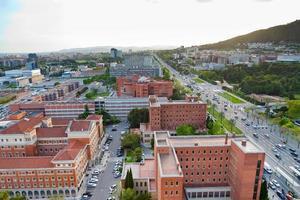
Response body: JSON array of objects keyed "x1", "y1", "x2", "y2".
[
  {"x1": 0, "y1": 115, "x2": 44, "y2": 135},
  {"x1": 69, "y1": 120, "x2": 91, "y2": 132},
  {"x1": 121, "y1": 159, "x2": 155, "y2": 180},
  {"x1": 158, "y1": 148, "x2": 182, "y2": 177},
  {"x1": 86, "y1": 114, "x2": 102, "y2": 121},
  {"x1": 0, "y1": 156, "x2": 53, "y2": 169},
  {"x1": 36, "y1": 127, "x2": 67, "y2": 138},
  {"x1": 51, "y1": 118, "x2": 71, "y2": 126}
]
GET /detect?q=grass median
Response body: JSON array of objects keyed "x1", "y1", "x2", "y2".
[
  {"x1": 208, "y1": 106, "x2": 243, "y2": 135},
  {"x1": 193, "y1": 77, "x2": 205, "y2": 84},
  {"x1": 219, "y1": 91, "x2": 245, "y2": 104}
]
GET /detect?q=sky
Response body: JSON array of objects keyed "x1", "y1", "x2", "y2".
[{"x1": 0, "y1": 0, "x2": 299, "y2": 53}]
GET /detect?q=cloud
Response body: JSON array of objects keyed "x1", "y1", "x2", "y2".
[{"x1": 196, "y1": 0, "x2": 213, "y2": 2}]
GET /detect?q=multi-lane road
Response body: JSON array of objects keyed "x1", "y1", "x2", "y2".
[{"x1": 155, "y1": 54, "x2": 300, "y2": 198}]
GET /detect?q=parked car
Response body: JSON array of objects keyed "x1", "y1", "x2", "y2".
[
  {"x1": 253, "y1": 133, "x2": 259, "y2": 138},
  {"x1": 291, "y1": 152, "x2": 298, "y2": 157},
  {"x1": 268, "y1": 182, "x2": 276, "y2": 190},
  {"x1": 87, "y1": 183, "x2": 97, "y2": 188},
  {"x1": 272, "y1": 179, "x2": 280, "y2": 188},
  {"x1": 275, "y1": 153, "x2": 282, "y2": 160}
]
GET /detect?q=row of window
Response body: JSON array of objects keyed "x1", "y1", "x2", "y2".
[
  {"x1": 0, "y1": 169, "x2": 73, "y2": 176},
  {"x1": 38, "y1": 140, "x2": 67, "y2": 144},
  {"x1": 1, "y1": 152, "x2": 26, "y2": 158},
  {"x1": 176, "y1": 149, "x2": 229, "y2": 155},
  {"x1": 1, "y1": 182, "x2": 75, "y2": 189},
  {"x1": 183, "y1": 171, "x2": 228, "y2": 176},
  {"x1": 0, "y1": 138, "x2": 23, "y2": 142},
  {"x1": 179, "y1": 157, "x2": 229, "y2": 162},
  {"x1": 187, "y1": 191, "x2": 230, "y2": 198},
  {"x1": 1, "y1": 145, "x2": 25, "y2": 149},
  {"x1": 185, "y1": 177, "x2": 228, "y2": 184},
  {"x1": 1, "y1": 176, "x2": 74, "y2": 182}
]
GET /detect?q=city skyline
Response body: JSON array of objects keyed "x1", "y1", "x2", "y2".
[{"x1": 0, "y1": 0, "x2": 299, "y2": 53}]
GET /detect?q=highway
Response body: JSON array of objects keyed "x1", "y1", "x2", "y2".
[{"x1": 154, "y1": 54, "x2": 300, "y2": 199}]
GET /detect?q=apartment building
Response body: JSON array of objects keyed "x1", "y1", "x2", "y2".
[
  {"x1": 40, "y1": 81, "x2": 80, "y2": 101},
  {"x1": 116, "y1": 75, "x2": 173, "y2": 98},
  {"x1": 0, "y1": 114, "x2": 103, "y2": 199},
  {"x1": 149, "y1": 95, "x2": 207, "y2": 131},
  {"x1": 121, "y1": 131, "x2": 265, "y2": 200}
]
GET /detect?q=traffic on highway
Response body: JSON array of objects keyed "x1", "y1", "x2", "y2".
[{"x1": 155, "y1": 54, "x2": 300, "y2": 199}]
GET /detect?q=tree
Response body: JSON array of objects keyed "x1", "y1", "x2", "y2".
[
  {"x1": 128, "y1": 108, "x2": 149, "y2": 128},
  {"x1": 124, "y1": 169, "x2": 134, "y2": 189},
  {"x1": 220, "y1": 111, "x2": 225, "y2": 124},
  {"x1": 162, "y1": 67, "x2": 171, "y2": 80},
  {"x1": 133, "y1": 147, "x2": 143, "y2": 162},
  {"x1": 136, "y1": 192, "x2": 151, "y2": 200},
  {"x1": 176, "y1": 124, "x2": 196, "y2": 135},
  {"x1": 0, "y1": 191, "x2": 10, "y2": 200},
  {"x1": 260, "y1": 180, "x2": 269, "y2": 200},
  {"x1": 54, "y1": 82, "x2": 60, "y2": 86},
  {"x1": 121, "y1": 133, "x2": 141, "y2": 150},
  {"x1": 150, "y1": 138, "x2": 154, "y2": 150},
  {"x1": 206, "y1": 116, "x2": 214, "y2": 130},
  {"x1": 78, "y1": 104, "x2": 90, "y2": 119},
  {"x1": 230, "y1": 119, "x2": 236, "y2": 133},
  {"x1": 211, "y1": 104, "x2": 216, "y2": 116},
  {"x1": 121, "y1": 188, "x2": 136, "y2": 200}
]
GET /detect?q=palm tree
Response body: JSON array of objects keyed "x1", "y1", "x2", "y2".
[
  {"x1": 212, "y1": 103, "x2": 216, "y2": 116},
  {"x1": 230, "y1": 119, "x2": 235, "y2": 133},
  {"x1": 220, "y1": 111, "x2": 225, "y2": 124}
]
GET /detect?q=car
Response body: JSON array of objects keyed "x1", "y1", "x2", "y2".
[
  {"x1": 108, "y1": 135, "x2": 113, "y2": 140},
  {"x1": 245, "y1": 122, "x2": 250, "y2": 126},
  {"x1": 291, "y1": 152, "x2": 298, "y2": 157},
  {"x1": 294, "y1": 158, "x2": 300, "y2": 163},
  {"x1": 276, "y1": 189, "x2": 285, "y2": 199},
  {"x1": 289, "y1": 148, "x2": 296, "y2": 152},
  {"x1": 89, "y1": 178, "x2": 99, "y2": 182},
  {"x1": 110, "y1": 184, "x2": 117, "y2": 190},
  {"x1": 272, "y1": 179, "x2": 280, "y2": 188},
  {"x1": 112, "y1": 128, "x2": 117, "y2": 131},
  {"x1": 272, "y1": 147, "x2": 278, "y2": 153},
  {"x1": 92, "y1": 170, "x2": 100, "y2": 175},
  {"x1": 294, "y1": 165, "x2": 300, "y2": 171},
  {"x1": 82, "y1": 192, "x2": 93, "y2": 197},
  {"x1": 265, "y1": 168, "x2": 273, "y2": 174},
  {"x1": 107, "y1": 196, "x2": 115, "y2": 200},
  {"x1": 275, "y1": 153, "x2": 281, "y2": 160},
  {"x1": 241, "y1": 117, "x2": 247, "y2": 121},
  {"x1": 268, "y1": 182, "x2": 276, "y2": 190},
  {"x1": 87, "y1": 183, "x2": 97, "y2": 188},
  {"x1": 263, "y1": 133, "x2": 270, "y2": 138},
  {"x1": 253, "y1": 133, "x2": 259, "y2": 138}
]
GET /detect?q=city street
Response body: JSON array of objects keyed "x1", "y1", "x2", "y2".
[{"x1": 86, "y1": 121, "x2": 128, "y2": 200}]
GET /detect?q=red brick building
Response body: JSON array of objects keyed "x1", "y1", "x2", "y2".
[
  {"x1": 149, "y1": 95, "x2": 207, "y2": 131},
  {"x1": 9, "y1": 101, "x2": 95, "y2": 119},
  {"x1": 0, "y1": 114, "x2": 103, "y2": 199},
  {"x1": 121, "y1": 132, "x2": 265, "y2": 200},
  {"x1": 116, "y1": 75, "x2": 173, "y2": 98}
]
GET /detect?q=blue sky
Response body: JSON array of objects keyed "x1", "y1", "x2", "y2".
[
  {"x1": 0, "y1": 0, "x2": 20, "y2": 36},
  {"x1": 0, "y1": 0, "x2": 299, "y2": 53}
]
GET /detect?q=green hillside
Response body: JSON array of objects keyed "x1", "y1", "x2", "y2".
[{"x1": 199, "y1": 20, "x2": 300, "y2": 49}]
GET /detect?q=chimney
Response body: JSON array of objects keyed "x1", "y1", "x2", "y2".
[
  {"x1": 225, "y1": 133, "x2": 228, "y2": 144},
  {"x1": 241, "y1": 140, "x2": 247, "y2": 147}
]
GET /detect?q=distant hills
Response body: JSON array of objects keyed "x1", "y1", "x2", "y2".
[
  {"x1": 199, "y1": 20, "x2": 300, "y2": 50},
  {"x1": 58, "y1": 45, "x2": 177, "y2": 54}
]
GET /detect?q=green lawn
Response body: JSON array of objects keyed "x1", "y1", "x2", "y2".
[
  {"x1": 208, "y1": 106, "x2": 243, "y2": 135},
  {"x1": 193, "y1": 77, "x2": 204, "y2": 84},
  {"x1": 85, "y1": 91, "x2": 110, "y2": 100},
  {"x1": 219, "y1": 92, "x2": 245, "y2": 104},
  {"x1": 295, "y1": 94, "x2": 300, "y2": 100}
]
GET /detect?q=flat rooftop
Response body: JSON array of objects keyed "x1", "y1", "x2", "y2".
[
  {"x1": 233, "y1": 139, "x2": 264, "y2": 153},
  {"x1": 159, "y1": 152, "x2": 180, "y2": 176},
  {"x1": 122, "y1": 159, "x2": 155, "y2": 180}
]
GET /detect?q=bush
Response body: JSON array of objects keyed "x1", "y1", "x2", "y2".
[
  {"x1": 121, "y1": 133, "x2": 141, "y2": 150},
  {"x1": 176, "y1": 124, "x2": 196, "y2": 135},
  {"x1": 128, "y1": 108, "x2": 149, "y2": 128}
]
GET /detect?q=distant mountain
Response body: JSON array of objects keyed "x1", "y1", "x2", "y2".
[
  {"x1": 58, "y1": 45, "x2": 177, "y2": 53},
  {"x1": 199, "y1": 20, "x2": 300, "y2": 49}
]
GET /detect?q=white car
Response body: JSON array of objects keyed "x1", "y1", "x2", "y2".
[
  {"x1": 264, "y1": 133, "x2": 270, "y2": 138},
  {"x1": 87, "y1": 182, "x2": 97, "y2": 187},
  {"x1": 90, "y1": 178, "x2": 99, "y2": 182},
  {"x1": 272, "y1": 147, "x2": 278, "y2": 152},
  {"x1": 271, "y1": 179, "x2": 280, "y2": 188}
]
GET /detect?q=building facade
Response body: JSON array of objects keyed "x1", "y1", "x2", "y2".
[
  {"x1": 121, "y1": 131, "x2": 265, "y2": 200},
  {"x1": 0, "y1": 114, "x2": 103, "y2": 199},
  {"x1": 116, "y1": 75, "x2": 173, "y2": 98},
  {"x1": 149, "y1": 95, "x2": 207, "y2": 131}
]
